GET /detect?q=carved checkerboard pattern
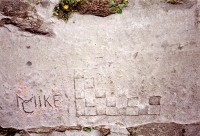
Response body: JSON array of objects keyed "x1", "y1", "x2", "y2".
[{"x1": 74, "y1": 69, "x2": 161, "y2": 116}]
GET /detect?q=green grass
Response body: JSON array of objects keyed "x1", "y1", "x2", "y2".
[{"x1": 109, "y1": 0, "x2": 129, "y2": 14}]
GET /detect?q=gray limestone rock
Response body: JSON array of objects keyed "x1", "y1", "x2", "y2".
[{"x1": 0, "y1": 0, "x2": 200, "y2": 135}]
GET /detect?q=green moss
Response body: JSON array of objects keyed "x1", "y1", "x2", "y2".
[
  {"x1": 83, "y1": 127, "x2": 94, "y2": 132},
  {"x1": 109, "y1": 0, "x2": 129, "y2": 14},
  {"x1": 0, "y1": 126, "x2": 21, "y2": 136}
]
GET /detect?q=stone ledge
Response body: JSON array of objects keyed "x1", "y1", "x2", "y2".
[
  {"x1": 1, "y1": 122, "x2": 200, "y2": 136},
  {"x1": 127, "y1": 122, "x2": 200, "y2": 136}
]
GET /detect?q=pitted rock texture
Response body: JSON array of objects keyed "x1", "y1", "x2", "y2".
[
  {"x1": 0, "y1": 0, "x2": 52, "y2": 36},
  {"x1": 127, "y1": 122, "x2": 200, "y2": 136},
  {"x1": 78, "y1": 0, "x2": 124, "y2": 17}
]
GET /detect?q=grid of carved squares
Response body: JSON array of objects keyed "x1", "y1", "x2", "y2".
[
  {"x1": 75, "y1": 87, "x2": 161, "y2": 116},
  {"x1": 74, "y1": 69, "x2": 161, "y2": 116}
]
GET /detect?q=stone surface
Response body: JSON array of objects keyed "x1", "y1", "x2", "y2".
[{"x1": 0, "y1": 0, "x2": 200, "y2": 135}]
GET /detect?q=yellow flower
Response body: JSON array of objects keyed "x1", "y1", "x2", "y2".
[
  {"x1": 77, "y1": 0, "x2": 81, "y2": 2},
  {"x1": 63, "y1": 5, "x2": 69, "y2": 10}
]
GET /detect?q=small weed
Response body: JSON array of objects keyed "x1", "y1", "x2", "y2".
[
  {"x1": 53, "y1": 0, "x2": 82, "y2": 21},
  {"x1": 109, "y1": 0, "x2": 129, "y2": 14},
  {"x1": 83, "y1": 127, "x2": 94, "y2": 132}
]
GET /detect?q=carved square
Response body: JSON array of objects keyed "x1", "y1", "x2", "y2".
[
  {"x1": 126, "y1": 107, "x2": 139, "y2": 116},
  {"x1": 128, "y1": 97, "x2": 139, "y2": 107},
  {"x1": 116, "y1": 96, "x2": 127, "y2": 108},
  {"x1": 76, "y1": 99, "x2": 85, "y2": 116},
  {"x1": 106, "y1": 97, "x2": 116, "y2": 107},
  {"x1": 76, "y1": 99, "x2": 85, "y2": 108},
  {"x1": 118, "y1": 108, "x2": 127, "y2": 115},
  {"x1": 149, "y1": 96, "x2": 161, "y2": 105},
  {"x1": 85, "y1": 78, "x2": 94, "y2": 89},
  {"x1": 97, "y1": 107, "x2": 106, "y2": 115},
  {"x1": 85, "y1": 89, "x2": 95, "y2": 107},
  {"x1": 95, "y1": 73, "x2": 103, "y2": 87},
  {"x1": 139, "y1": 106, "x2": 149, "y2": 115},
  {"x1": 75, "y1": 79, "x2": 84, "y2": 91},
  {"x1": 85, "y1": 107, "x2": 96, "y2": 116},
  {"x1": 148, "y1": 105, "x2": 160, "y2": 115},
  {"x1": 139, "y1": 95, "x2": 149, "y2": 105},
  {"x1": 74, "y1": 69, "x2": 84, "y2": 79},
  {"x1": 106, "y1": 107, "x2": 118, "y2": 115},
  {"x1": 75, "y1": 90, "x2": 84, "y2": 99},
  {"x1": 95, "y1": 89, "x2": 106, "y2": 98},
  {"x1": 77, "y1": 109, "x2": 85, "y2": 116},
  {"x1": 96, "y1": 98, "x2": 106, "y2": 108}
]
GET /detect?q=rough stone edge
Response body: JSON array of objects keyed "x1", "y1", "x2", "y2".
[
  {"x1": 1, "y1": 122, "x2": 200, "y2": 136},
  {"x1": 127, "y1": 122, "x2": 200, "y2": 136},
  {"x1": 0, "y1": 125, "x2": 111, "y2": 136}
]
